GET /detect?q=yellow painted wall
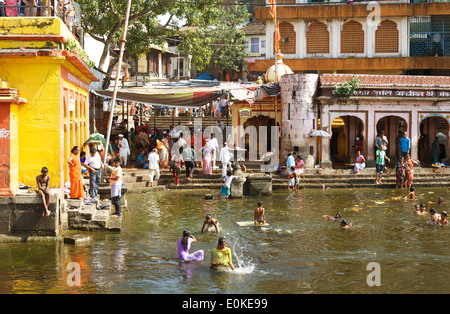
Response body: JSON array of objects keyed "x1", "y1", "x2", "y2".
[
  {"x1": 9, "y1": 103, "x2": 19, "y2": 194},
  {"x1": 0, "y1": 56, "x2": 62, "y2": 188},
  {"x1": 0, "y1": 56, "x2": 91, "y2": 189},
  {"x1": 62, "y1": 80, "x2": 89, "y2": 184}
]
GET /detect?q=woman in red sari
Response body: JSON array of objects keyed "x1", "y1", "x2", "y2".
[{"x1": 68, "y1": 146, "x2": 85, "y2": 199}]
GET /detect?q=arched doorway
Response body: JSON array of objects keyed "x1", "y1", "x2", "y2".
[
  {"x1": 418, "y1": 115, "x2": 450, "y2": 165},
  {"x1": 376, "y1": 116, "x2": 408, "y2": 161},
  {"x1": 243, "y1": 114, "x2": 276, "y2": 159},
  {"x1": 330, "y1": 116, "x2": 365, "y2": 166}
]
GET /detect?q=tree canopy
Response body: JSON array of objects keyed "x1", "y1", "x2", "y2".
[{"x1": 76, "y1": 0, "x2": 250, "y2": 87}]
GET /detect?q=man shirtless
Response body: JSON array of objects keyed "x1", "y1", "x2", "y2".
[
  {"x1": 254, "y1": 201, "x2": 266, "y2": 225},
  {"x1": 36, "y1": 167, "x2": 51, "y2": 217},
  {"x1": 201, "y1": 215, "x2": 220, "y2": 233}
]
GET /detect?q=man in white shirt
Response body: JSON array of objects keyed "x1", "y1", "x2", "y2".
[
  {"x1": 148, "y1": 148, "x2": 160, "y2": 187},
  {"x1": 220, "y1": 146, "x2": 232, "y2": 178},
  {"x1": 118, "y1": 134, "x2": 130, "y2": 166},
  {"x1": 208, "y1": 134, "x2": 219, "y2": 169},
  {"x1": 83, "y1": 147, "x2": 103, "y2": 199}
]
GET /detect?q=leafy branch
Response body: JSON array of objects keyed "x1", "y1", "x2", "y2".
[{"x1": 334, "y1": 76, "x2": 361, "y2": 97}]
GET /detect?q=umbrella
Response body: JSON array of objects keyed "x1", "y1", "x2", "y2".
[
  {"x1": 82, "y1": 131, "x2": 114, "y2": 155},
  {"x1": 309, "y1": 130, "x2": 331, "y2": 137}
]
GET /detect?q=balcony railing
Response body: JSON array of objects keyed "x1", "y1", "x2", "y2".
[
  {"x1": 0, "y1": 1, "x2": 83, "y2": 46},
  {"x1": 410, "y1": 15, "x2": 450, "y2": 57},
  {"x1": 0, "y1": 2, "x2": 79, "y2": 28}
]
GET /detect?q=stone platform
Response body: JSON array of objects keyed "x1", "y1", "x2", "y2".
[{"x1": 0, "y1": 189, "x2": 63, "y2": 237}]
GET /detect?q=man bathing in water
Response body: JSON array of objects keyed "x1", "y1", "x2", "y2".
[
  {"x1": 254, "y1": 201, "x2": 266, "y2": 225},
  {"x1": 36, "y1": 167, "x2": 51, "y2": 217},
  {"x1": 201, "y1": 215, "x2": 220, "y2": 233}
]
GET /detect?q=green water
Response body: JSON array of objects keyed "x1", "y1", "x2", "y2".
[{"x1": 0, "y1": 187, "x2": 449, "y2": 294}]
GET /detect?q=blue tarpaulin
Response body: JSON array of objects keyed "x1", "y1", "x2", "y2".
[{"x1": 194, "y1": 72, "x2": 216, "y2": 80}]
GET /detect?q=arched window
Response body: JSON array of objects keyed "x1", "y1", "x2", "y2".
[
  {"x1": 274, "y1": 21, "x2": 296, "y2": 54},
  {"x1": 306, "y1": 21, "x2": 329, "y2": 54},
  {"x1": 340, "y1": 21, "x2": 364, "y2": 54},
  {"x1": 375, "y1": 20, "x2": 399, "y2": 53}
]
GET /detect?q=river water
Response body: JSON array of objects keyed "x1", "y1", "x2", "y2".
[{"x1": 0, "y1": 187, "x2": 449, "y2": 294}]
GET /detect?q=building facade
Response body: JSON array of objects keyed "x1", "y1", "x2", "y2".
[
  {"x1": 0, "y1": 17, "x2": 97, "y2": 192},
  {"x1": 254, "y1": 1, "x2": 450, "y2": 75},
  {"x1": 281, "y1": 73, "x2": 450, "y2": 168}
]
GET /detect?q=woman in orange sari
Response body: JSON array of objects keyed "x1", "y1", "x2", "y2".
[
  {"x1": 156, "y1": 139, "x2": 169, "y2": 168},
  {"x1": 68, "y1": 146, "x2": 85, "y2": 199}
]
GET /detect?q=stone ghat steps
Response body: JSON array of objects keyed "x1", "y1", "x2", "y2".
[
  {"x1": 121, "y1": 166, "x2": 450, "y2": 190},
  {"x1": 66, "y1": 199, "x2": 121, "y2": 232}
]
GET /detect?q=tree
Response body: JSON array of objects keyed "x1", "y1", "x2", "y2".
[
  {"x1": 77, "y1": 0, "x2": 248, "y2": 88},
  {"x1": 177, "y1": 1, "x2": 250, "y2": 77}
]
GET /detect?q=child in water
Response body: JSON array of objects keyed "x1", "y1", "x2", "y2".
[
  {"x1": 201, "y1": 215, "x2": 220, "y2": 233},
  {"x1": 405, "y1": 187, "x2": 415, "y2": 200},
  {"x1": 323, "y1": 213, "x2": 342, "y2": 221},
  {"x1": 340, "y1": 220, "x2": 352, "y2": 229},
  {"x1": 430, "y1": 208, "x2": 441, "y2": 223},
  {"x1": 413, "y1": 204, "x2": 426, "y2": 216},
  {"x1": 254, "y1": 201, "x2": 266, "y2": 225},
  {"x1": 219, "y1": 170, "x2": 237, "y2": 200},
  {"x1": 287, "y1": 167, "x2": 295, "y2": 190},
  {"x1": 437, "y1": 211, "x2": 448, "y2": 226}
]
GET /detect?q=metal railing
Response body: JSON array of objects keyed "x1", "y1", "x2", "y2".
[
  {"x1": 0, "y1": 1, "x2": 79, "y2": 28},
  {"x1": 410, "y1": 15, "x2": 450, "y2": 57}
]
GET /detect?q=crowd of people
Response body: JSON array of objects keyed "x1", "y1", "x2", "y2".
[{"x1": 346, "y1": 130, "x2": 426, "y2": 188}]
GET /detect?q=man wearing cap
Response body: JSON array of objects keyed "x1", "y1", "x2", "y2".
[{"x1": 118, "y1": 134, "x2": 130, "y2": 167}]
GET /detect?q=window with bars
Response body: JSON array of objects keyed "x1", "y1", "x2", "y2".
[
  {"x1": 341, "y1": 21, "x2": 364, "y2": 54},
  {"x1": 375, "y1": 20, "x2": 399, "y2": 53},
  {"x1": 306, "y1": 21, "x2": 330, "y2": 54},
  {"x1": 274, "y1": 22, "x2": 296, "y2": 54},
  {"x1": 251, "y1": 38, "x2": 259, "y2": 53},
  {"x1": 410, "y1": 15, "x2": 450, "y2": 57}
]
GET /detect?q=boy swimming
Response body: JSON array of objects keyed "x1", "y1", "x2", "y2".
[
  {"x1": 413, "y1": 204, "x2": 426, "y2": 216},
  {"x1": 437, "y1": 211, "x2": 448, "y2": 226},
  {"x1": 430, "y1": 208, "x2": 441, "y2": 223},
  {"x1": 405, "y1": 187, "x2": 415, "y2": 200},
  {"x1": 254, "y1": 201, "x2": 266, "y2": 225},
  {"x1": 340, "y1": 220, "x2": 352, "y2": 229},
  {"x1": 323, "y1": 213, "x2": 342, "y2": 221}
]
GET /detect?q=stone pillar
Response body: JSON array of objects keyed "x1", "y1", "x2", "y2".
[
  {"x1": 230, "y1": 160, "x2": 246, "y2": 199},
  {"x1": 281, "y1": 73, "x2": 319, "y2": 168}
]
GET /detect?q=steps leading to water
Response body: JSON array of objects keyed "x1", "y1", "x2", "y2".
[{"x1": 121, "y1": 162, "x2": 450, "y2": 192}]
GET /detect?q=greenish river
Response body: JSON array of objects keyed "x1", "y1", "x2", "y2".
[{"x1": 0, "y1": 187, "x2": 449, "y2": 294}]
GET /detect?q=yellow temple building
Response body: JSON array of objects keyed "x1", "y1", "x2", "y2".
[{"x1": 0, "y1": 17, "x2": 97, "y2": 194}]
